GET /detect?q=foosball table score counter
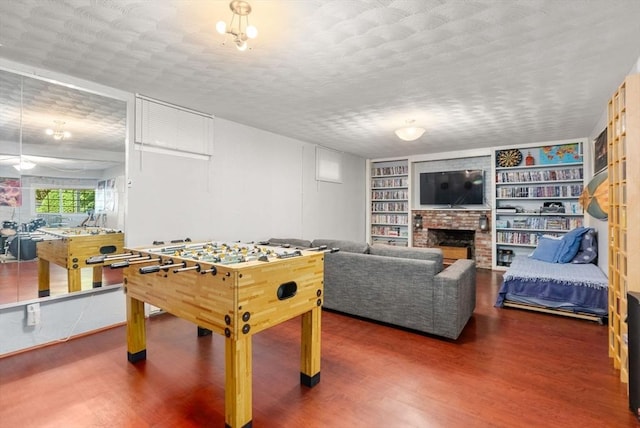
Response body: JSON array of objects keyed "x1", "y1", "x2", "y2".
[{"x1": 118, "y1": 241, "x2": 326, "y2": 428}]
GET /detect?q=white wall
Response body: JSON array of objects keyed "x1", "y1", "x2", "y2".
[{"x1": 126, "y1": 117, "x2": 366, "y2": 247}]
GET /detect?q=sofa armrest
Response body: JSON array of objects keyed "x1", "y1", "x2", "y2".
[{"x1": 432, "y1": 259, "x2": 476, "y2": 339}]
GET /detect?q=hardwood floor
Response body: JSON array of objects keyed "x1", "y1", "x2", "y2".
[
  {"x1": 0, "y1": 259, "x2": 123, "y2": 304},
  {"x1": 0, "y1": 269, "x2": 636, "y2": 427}
]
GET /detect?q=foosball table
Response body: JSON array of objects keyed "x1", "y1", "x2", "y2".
[
  {"x1": 35, "y1": 227, "x2": 124, "y2": 297},
  {"x1": 112, "y1": 241, "x2": 327, "y2": 428}
]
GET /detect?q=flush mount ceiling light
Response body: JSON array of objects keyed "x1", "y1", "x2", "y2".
[
  {"x1": 216, "y1": 0, "x2": 258, "y2": 51},
  {"x1": 394, "y1": 120, "x2": 426, "y2": 142},
  {"x1": 13, "y1": 160, "x2": 36, "y2": 171},
  {"x1": 45, "y1": 120, "x2": 71, "y2": 141}
]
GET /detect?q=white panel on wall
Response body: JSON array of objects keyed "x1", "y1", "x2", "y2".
[
  {"x1": 135, "y1": 95, "x2": 213, "y2": 157},
  {"x1": 316, "y1": 146, "x2": 342, "y2": 183},
  {"x1": 0, "y1": 286, "x2": 125, "y2": 356}
]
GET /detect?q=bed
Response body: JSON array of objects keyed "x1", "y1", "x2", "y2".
[{"x1": 495, "y1": 255, "x2": 608, "y2": 323}]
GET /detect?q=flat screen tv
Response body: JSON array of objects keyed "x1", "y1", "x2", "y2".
[{"x1": 419, "y1": 169, "x2": 484, "y2": 206}]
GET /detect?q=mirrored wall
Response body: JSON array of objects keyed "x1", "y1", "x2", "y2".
[{"x1": 0, "y1": 68, "x2": 127, "y2": 304}]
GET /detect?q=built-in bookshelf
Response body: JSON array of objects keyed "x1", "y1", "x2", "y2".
[
  {"x1": 369, "y1": 159, "x2": 409, "y2": 246},
  {"x1": 492, "y1": 141, "x2": 585, "y2": 268}
]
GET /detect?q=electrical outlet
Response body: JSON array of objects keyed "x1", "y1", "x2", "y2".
[{"x1": 26, "y1": 303, "x2": 40, "y2": 326}]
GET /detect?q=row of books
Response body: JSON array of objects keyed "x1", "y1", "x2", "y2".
[
  {"x1": 372, "y1": 165, "x2": 408, "y2": 177},
  {"x1": 496, "y1": 167, "x2": 583, "y2": 183},
  {"x1": 496, "y1": 184, "x2": 583, "y2": 198},
  {"x1": 372, "y1": 190, "x2": 409, "y2": 200},
  {"x1": 371, "y1": 226, "x2": 409, "y2": 237},
  {"x1": 496, "y1": 231, "x2": 561, "y2": 246},
  {"x1": 371, "y1": 214, "x2": 408, "y2": 225},
  {"x1": 372, "y1": 202, "x2": 408, "y2": 212},
  {"x1": 496, "y1": 217, "x2": 583, "y2": 230},
  {"x1": 371, "y1": 177, "x2": 408, "y2": 188}
]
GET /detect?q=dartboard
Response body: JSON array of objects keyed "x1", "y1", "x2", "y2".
[{"x1": 496, "y1": 149, "x2": 523, "y2": 167}]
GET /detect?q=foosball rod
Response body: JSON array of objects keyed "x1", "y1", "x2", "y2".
[
  {"x1": 85, "y1": 252, "x2": 136, "y2": 265},
  {"x1": 110, "y1": 257, "x2": 162, "y2": 269},
  {"x1": 173, "y1": 264, "x2": 201, "y2": 274},
  {"x1": 139, "y1": 262, "x2": 186, "y2": 274}
]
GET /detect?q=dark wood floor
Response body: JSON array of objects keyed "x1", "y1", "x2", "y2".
[{"x1": 0, "y1": 269, "x2": 637, "y2": 427}]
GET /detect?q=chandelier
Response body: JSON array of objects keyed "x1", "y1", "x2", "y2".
[
  {"x1": 45, "y1": 120, "x2": 71, "y2": 140},
  {"x1": 394, "y1": 120, "x2": 426, "y2": 142},
  {"x1": 216, "y1": 0, "x2": 258, "y2": 51}
]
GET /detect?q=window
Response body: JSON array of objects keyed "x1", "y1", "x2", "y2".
[{"x1": 35, "y1": 189, "x2": 95, "y2": 214}]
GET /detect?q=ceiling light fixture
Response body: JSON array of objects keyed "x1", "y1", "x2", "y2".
[
  {"x1": 394, "y1": 120, "x2": 426, "y2": 142},
  {"x1": 216, "y1": 0, "x2": 258, "y2": 51},
  {"x1": 13, "y1": 160, "x2": 36, "y2": 171},
  {"x1": 45, "y1": 120, "x2": 71, "y2": 141}
]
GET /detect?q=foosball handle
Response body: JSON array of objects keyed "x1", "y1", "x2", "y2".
[
  {"x1": 139, "y1": 265, "x2": 161, "y2": 274},
  {"x1": 110, "y1": 260, "x2": 130, "y2": 269},
  {"x1": 86, "y1": 255, "x2": 106, "y2": 264}
]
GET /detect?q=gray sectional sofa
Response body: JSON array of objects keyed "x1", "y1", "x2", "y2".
[{"x1": 267, "y1": 238, "x2": 476, "y2": 340}]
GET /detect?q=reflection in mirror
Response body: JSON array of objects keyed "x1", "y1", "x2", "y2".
[{"x1": 0, "y1": 69, "x2": 127, "y2": 304}]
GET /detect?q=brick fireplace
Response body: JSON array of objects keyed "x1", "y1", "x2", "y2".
[{"x1": 412, "y1": 209, "x2": 492, "y2": 269}]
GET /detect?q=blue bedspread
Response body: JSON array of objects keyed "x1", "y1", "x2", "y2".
[{"x1": 495, "y1": 256, "x2": 608, "y2": 315}]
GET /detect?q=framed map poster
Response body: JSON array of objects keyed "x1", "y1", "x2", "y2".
[{"x1": 539, "y1": 143, "x2": 583, "y2": 165}]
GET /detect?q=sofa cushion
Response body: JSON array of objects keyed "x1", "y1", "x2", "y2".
[
  {"x1": 267, "y1": 238, "x2": 312, "y2": 248},
  {"x1": 311, "y1": 239, "x2": 369, "y2": 253},
  {"x1": 369, "y1": 244, "x2": 444, "y2": 272}
]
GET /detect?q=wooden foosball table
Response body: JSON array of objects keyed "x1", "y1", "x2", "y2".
[
  {"x1": 115, "y1": 241, "x2": 326, "y2": 428},
  {"x1": 36, "y1": 227, "x2": 124, "y2": 297}
]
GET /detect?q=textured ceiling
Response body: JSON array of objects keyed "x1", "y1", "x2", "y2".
[
  {"x1": 0, "y1": 69, "x2": 126, "y2": 172},
  {"x1": 1, "y1": 0, "x2": 640, "y2": 160}
]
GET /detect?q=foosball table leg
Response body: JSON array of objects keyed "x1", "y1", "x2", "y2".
[
  {"x1": 67, "y1": 268, "x2": 81, "y2": 293},
  {"x1": 127, "y1": 296, "x2": 147, "y2": 363},
  {"x1": 38, "y1": 258, "x2": 50, "y2": 297},
  {"x1": 300, "y1": 306, "x2": 321, "y2": 387},
  {"x1": 92, "y1": 266, "x2": 102, "y2": 288},
  {"x1": 225, "y1": 335, "x2": 253, "y2": 428}
]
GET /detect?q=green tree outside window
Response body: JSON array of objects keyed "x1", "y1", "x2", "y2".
[{"x1": 35, "y1": 189, "x2": 95, "y2": 214}]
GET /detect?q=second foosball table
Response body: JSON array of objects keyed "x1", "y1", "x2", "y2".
[{"x1": 36, "y1": 227, "x2": 124, "y2": 297}]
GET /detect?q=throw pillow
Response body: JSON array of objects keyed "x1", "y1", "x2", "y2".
[
  {"x1": 571, "y1": 228, "x2": 598, "y2": 264},
  {"x1": 556, "y1": 226, "x2": 590, "y2": 263},
  {"x1": 530, "y1": 236, "x2": 563, "y2": 263}
]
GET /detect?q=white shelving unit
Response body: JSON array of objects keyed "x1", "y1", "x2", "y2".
[
  {"x1": 369, "y1": 159, "x2": 410, "y2": 246},
  {"x1": 492, "y1": 140, "x2": 586, "y2": 268}
]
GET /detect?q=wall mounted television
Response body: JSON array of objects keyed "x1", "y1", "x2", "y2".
[{"x1": 419, "y1": 169, "x2": 485, "y2": 206}]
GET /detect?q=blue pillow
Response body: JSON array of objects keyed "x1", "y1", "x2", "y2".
[
  {"x1": 530, "y1": 236, "x2": 563, "y2": 263},
  {"x1": 572, "y1": 228, "x2": 598, "y2": 264},
  {"x1": 556, "y1": 227, "x2": 590, "y2": 263}
]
